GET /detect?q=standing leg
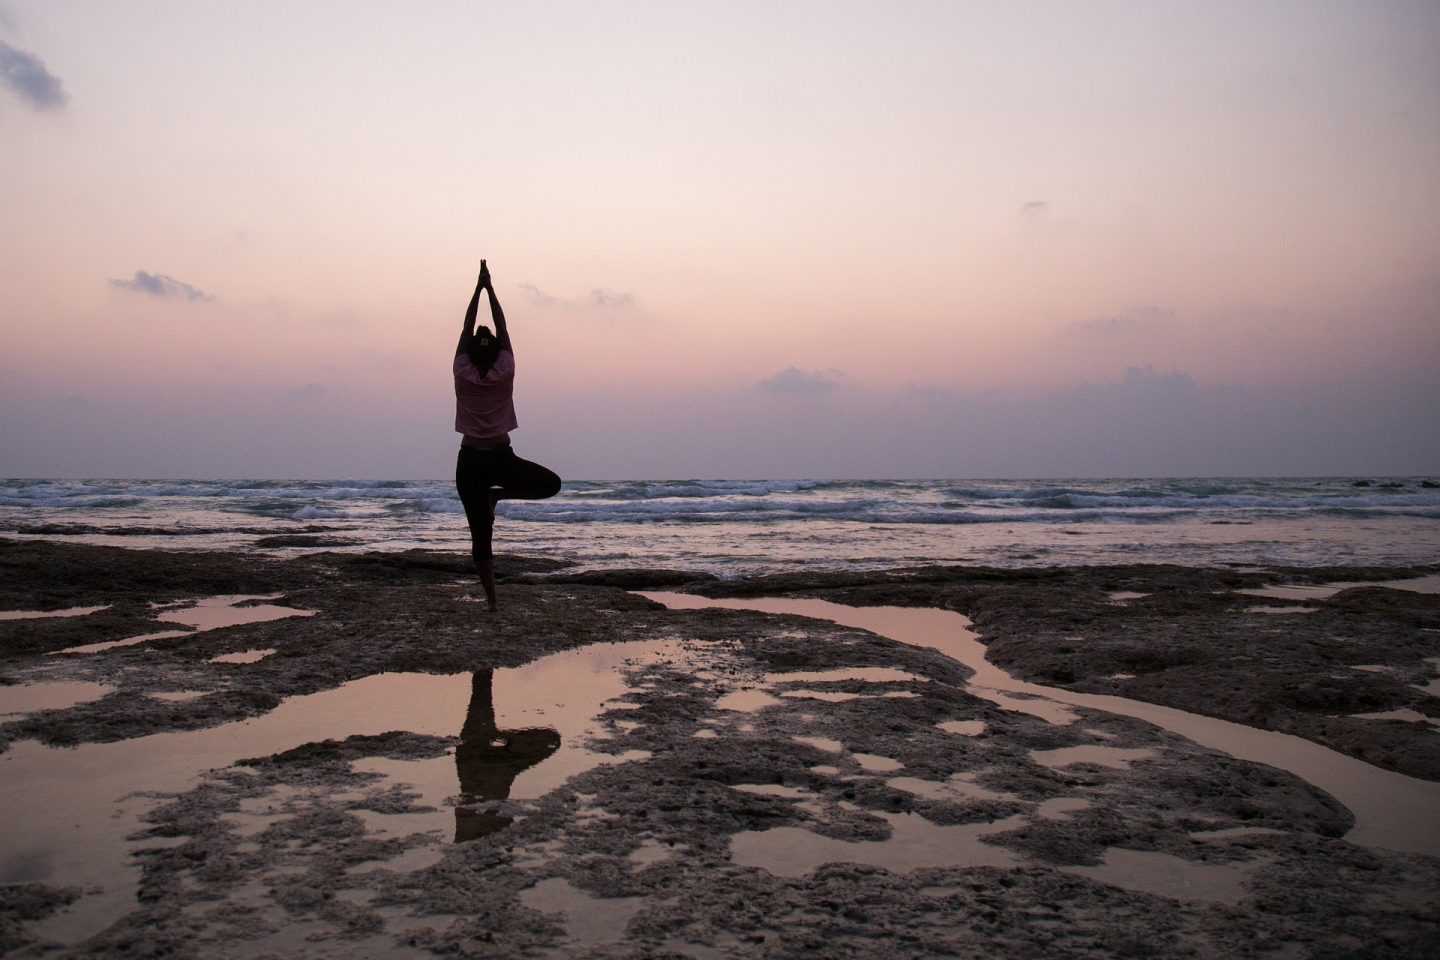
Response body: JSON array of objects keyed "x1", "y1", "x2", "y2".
[{"x1": 455, "y1": 449, "x2": 500, "y2": 611}]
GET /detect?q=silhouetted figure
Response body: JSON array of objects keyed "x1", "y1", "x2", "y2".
[
  {"x1": 453, "y1": 669, "x2": 561, "y2": 842},
  {"x1": 454, "y1": 260, "x2": 562, "y2": 610}
]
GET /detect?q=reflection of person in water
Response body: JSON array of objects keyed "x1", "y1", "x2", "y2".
[
  {"x1": 454, "y1": 669, "x2": 561, "y2": 842},
  {"x1": 454, "y1": 260, "x2": 562, "y2": 612}
]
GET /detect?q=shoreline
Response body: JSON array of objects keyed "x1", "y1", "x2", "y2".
[
  {"x1": 6, "y1": 475, "x2": 1440, "y2": 578},
  {"x1": 2, "y1": 539, "x2": 1438, "y2": 957}
]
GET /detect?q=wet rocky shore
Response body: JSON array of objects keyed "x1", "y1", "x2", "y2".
[{"x1": 1, "y1": 539, "x2": 1437, "y2": 958}]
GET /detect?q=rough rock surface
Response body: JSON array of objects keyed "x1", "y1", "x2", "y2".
[
  {"x1": 1, "y1": 540, "x2": 1437, "y2": 958},
  {"x1": 681, "y1": 563, "x2": 1440, "y2": 781}
]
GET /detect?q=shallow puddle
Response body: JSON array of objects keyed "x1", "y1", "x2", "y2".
[
  {"x1": 0, "y1": 680, "x2": 116, "y2": 716},
  {"x1": 767, "y1": 667, "x2": 925, "y2": 685},
  {"x1": 1236, "y1": 574, "x2": 1440, "y2": 602},
  {"x1": 518, "y1": 877, "x2": 644, "y2": 949},
  {"x1": 1036, "y1": 796, "x2": 1092, "y2": 819},
  {"x1": 0, "y1": 605, "x2": 110, "y2": 621},
  {"x1": 55, "y1": 595, "x2": 314, "y2": 655},
  {"x1": 627, "y1": 839, "x2": 678, "y2": 864},
  {"x1": 887, "y1": 775, "x2": 1001, "y2": 803},
  {"x1": 730, "y1": 809, "x2": 1028, "y2": 877},
  {"x1": 210, "y1": 648, "x2": 277, "y2": 664},
  {"x1": 718, "y1": 666, "x2": 923, "y2": 711},
  {"x1": 1031, "y1": 746, "x2": 1157, "y2": 770},
  {"x1": 1061, "y1": 848, "x2": 1252, "y2": 904},
  {"x1": 714, "y1": 688, "x2": 783, "y2": 712},
  {"x1": 970, "y1": 689, "x2": 1081, "y2": 724},
  {"x1": 1415, "y1": 661, "x2": 1440, "y2": 697},
  {"x1": 930, "y1": 772, "x2": 1015, "y2": 803},
  {"x1": 853, "y1": 752, "x2": 904, "y2": 773},
  {"x1": 780, "y1": 689, "x2": 866, "y2": 703},
  {"x1": 155, "y1": 595, "x2": 314, "y2": 630},
  {"x1": 148, "y1": 690, "x2": 209, "y2": 703},
  {"x1": 936, "y1": 719, "x2": 986, "y2": 736},
  {"x1": 642, "y1": 593, "x2": 1440, "y2": 859},
  {"x1": 1350, "y1": 708, "x2": 1439, "y2": 726},
  {"x1": 0, "y1": 637, "x2": 689, "y2": 944},
  {"x1": 733, "y1": 783, "x2": 813, "y2": 799},
  {"x1": 56, "y1": 628, "x2": 192, "y2": 655}
]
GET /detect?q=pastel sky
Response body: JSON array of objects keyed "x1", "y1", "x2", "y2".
[{"x1": 2, "y1": 0, "x2": 1436, "y2": 479}]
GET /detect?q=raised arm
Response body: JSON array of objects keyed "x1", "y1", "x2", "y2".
[
  {"x1": 481, "y1": 261, "x2": 511, "y2": 352},
  {"x1": 455, "y1": 263, "x2": 486, "y2": 357}
]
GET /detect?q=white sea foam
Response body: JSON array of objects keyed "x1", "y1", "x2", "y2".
[
  {"x1": 289, "y1": 506, "x2": 352, "y2": 520},
  {"x1": 2, "y1": 477, "x2": 1437, "y2": 574}
]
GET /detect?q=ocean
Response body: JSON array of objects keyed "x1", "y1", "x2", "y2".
[{"x1": 1, "y1": 477, "x2": 1437, "y2": 576}]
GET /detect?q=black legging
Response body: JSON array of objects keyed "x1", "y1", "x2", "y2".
[{"x1": 455, "y1": 445, "x2": 561, "y2": 565}]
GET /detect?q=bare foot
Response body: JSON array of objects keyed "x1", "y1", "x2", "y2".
[{"x1": 477, "y1": 556, "x2": 498, "y2": 612}]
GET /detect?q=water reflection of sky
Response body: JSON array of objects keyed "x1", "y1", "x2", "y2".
[
  {"x1": 0, "y1": 636, "x2": 679, "y2": 945},
  {"x1": 645, "y1": 592, "x2": 1440, "y2": 860}
]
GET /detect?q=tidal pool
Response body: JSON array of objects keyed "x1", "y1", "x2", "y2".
[
  {"x1": 0, "y1": 638, "x2": 690, "y2": 943},
  {"x1": 642, "y1": 593, "x2": 1440, "y2": 860},
  {"x1": 55, "y1": 595, "x2": 315, "y2": 655}
]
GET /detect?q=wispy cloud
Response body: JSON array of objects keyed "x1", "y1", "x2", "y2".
[
  {"x1": 0, "y1": 38, "x2": 67, "y2": 111},
  {"x1": 1018, "y1": 200, "x2": 1049, "y2": 218},
  {"x1": 520, "y1": 282, "x2": 636, "y2": 312},
  {"x1": 588, "y1": 288, "x2": 635, "y2": 310},
  {"x1": 1116, "y1": 364, "x2": 1194, "y2": 398},
  {"x1": 517, "y1": 283, "x2": 559, "y2": 307},
  {"x1": 108, "y1": 270, "x2": 214, "y2": 302},
  {"x1": 759, "y1": 367, "x2": 841, "y2": 395},
  {"x1": 1066, "y1": 306, "x2": 1175, "y2": 337},
  {"x1": 1057, "y1": 365, "x2": 1196, "y2": 404}
]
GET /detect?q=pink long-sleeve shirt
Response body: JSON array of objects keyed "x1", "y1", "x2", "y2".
[{"x1": 454, "y1": 349, "x2": 518, "y2": 438}]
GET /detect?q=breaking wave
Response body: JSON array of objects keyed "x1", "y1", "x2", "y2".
[
  {"x1": 3, "y1": 476, "x2": 1436, "y2": 572},
  {"x1": 3, "y1": 477, "x2": 1437, "y2": 527}
]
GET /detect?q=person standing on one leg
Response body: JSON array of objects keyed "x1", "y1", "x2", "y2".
[{"x1": 453, "y1": 260, "x2": 561, "y2": 611}]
